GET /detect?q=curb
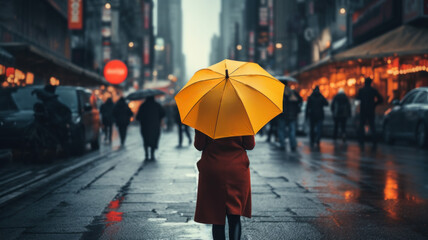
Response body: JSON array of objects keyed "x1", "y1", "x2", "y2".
[{"x1": 0, "y1": 151, "x2": 113, "y2": 208}]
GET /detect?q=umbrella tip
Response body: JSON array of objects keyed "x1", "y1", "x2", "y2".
[{"x1": 225, "y1": 69, "x2": 229, "y2": 79}]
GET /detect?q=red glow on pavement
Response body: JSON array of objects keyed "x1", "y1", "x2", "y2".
[
  {"x1": 383, "y1": 162, "x2": 399, "y2": 220},
  {"x1": 343, "y1": 190, "x2": 358, "y2": 201},
  {"x1": 106, "y1": 211, "x2": 123, "y2": 222},
  {"x1": 105, "y1": 197, "x2": 125, "y2": 226},
  {"x1": 384, "y1": 169, "x2": 398, "y2": 200},
  {"x1": 109, "y1": 199, "x2": 120, "y2": 209}
]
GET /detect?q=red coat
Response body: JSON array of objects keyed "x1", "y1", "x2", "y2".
[{"x1": 193, "y1": 130, "x2": 255, "y2": 225}]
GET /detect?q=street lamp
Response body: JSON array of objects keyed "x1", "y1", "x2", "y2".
[
  {"x1": 275, "y1": 43, "x2": 283, "y2": 49},
  {"x1": 105, "y1": 3, "x2": 111, "y2": 9},
  {"x1": 128, "y1": 42, "x2": 134, "y2": 48},
  {"x1": 339, "y1": 7, "x2": 346, "y2": 15},
  {"x1": 236, "y1": 44, "x2": 242, "y2": 51}
]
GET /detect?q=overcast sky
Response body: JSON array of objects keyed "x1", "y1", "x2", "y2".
[
  {"x1": 182, "y1": 0, "x2": 221, "y2": 80},
  {"x1": 153, "y1": 0, "x2": 220, "y2": 81}
]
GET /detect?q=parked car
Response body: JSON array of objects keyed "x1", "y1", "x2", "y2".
[
  {"x1": 0, "y1": 85, "x2": 101, "y2": 155},
  {"x1": 383, "y1": 87, "x2": 428, "y2": 148}
]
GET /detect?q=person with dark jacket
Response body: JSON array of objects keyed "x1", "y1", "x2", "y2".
[
  {"x1": 356, "y1": 77, "x2": 383, "y2": 148},
  {"x1": 306, "y1": 86, "x2": 329, "y2": 147},
  {"x1": 277, "y1": 82, "x2": 303, "y2": 151},
  {"x1": 331, "y1": 88, "x2": 351, "y2": 142},
  {"x1": 265, "y1": 117, "x2": 278, "y2": 143},
  {"x1": 136, "y1": 96, "x2": 165, "y2": 160},
  {"x1": 112, "y1": 97, "x2": 133, "y2": 146},
  {"x1": 174, "y1": 104, "x2": 192, "y2": 148},
  {"x1": 100, "y1": 98, "x2": 114, "y2": 143},
  {"x1": 33, "y1": 85, "x2": 72, "y2": 149}
]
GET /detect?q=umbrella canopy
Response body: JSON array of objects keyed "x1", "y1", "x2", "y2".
[
  {"x1": 126, "y1": 89, "x2": 166, "y2": 101},
  {"x1": 175, "y1": 59, "x2": 284, "y2": 139}
]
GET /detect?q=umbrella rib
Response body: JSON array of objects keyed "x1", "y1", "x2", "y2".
[
  {"x1": 182, "y1": 78, "x2": 226, "y2": 123},
  {"x1": 181, "y1": 77, "x2": 224, "y2": 90},
  {"x1": 230, "y1": 74, "x2": 278, "y2": 81},
  {"x1": 228, "y1": 80, "x2": 255, "y2": 135},
  {"x1": 230, "y1": 77, "x2": 282, "y2": 113},
  {"x1": 213, "y1": 79, "x2": 229, "y2": 138},
  {"x1": 230, "y1": 62, "x2": 249, "y2": 75},
  {"x1": 203, "y1": 67, "x2": 224, "y2": 76}
]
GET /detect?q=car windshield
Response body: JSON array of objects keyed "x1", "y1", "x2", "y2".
[
  {"x1": 56, "y1": 89, "x2": 78, "y2": 111},
  {"x1": 0, "y1": 87, "x2": 78, "y2": 112}
]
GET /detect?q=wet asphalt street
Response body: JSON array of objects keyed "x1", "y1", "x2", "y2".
[{"x1": 0, "y1": 125, "x2": 427, "y2": 240}]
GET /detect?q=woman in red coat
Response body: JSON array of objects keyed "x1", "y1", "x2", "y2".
[{"x1": 194, "y1": 130, "x2": 255, "y2": 240}]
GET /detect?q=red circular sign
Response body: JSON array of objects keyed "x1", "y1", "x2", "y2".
[{"x1": 104, "y1": 60, "x2": 128, "y2": 84}]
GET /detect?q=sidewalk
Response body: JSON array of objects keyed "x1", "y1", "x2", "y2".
[
  {"x1": 81, "y1": 131, "x2": 324, "y2": 240},
  {"x1": 1, "y1": 126, "x2": 427, "y2": 239},
  {"x1": 82, "y1": 128, "x2": 212, "y2": 240},
  {"x1": 86, "y1": 129, "x2": 428, "y2": 239}
]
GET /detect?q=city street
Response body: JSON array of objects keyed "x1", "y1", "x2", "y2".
[
  {"x1": 0, "y1": 126, "x2": 427, "y2": 240},
  {"x1": 1, "y1": 0, "x2": 428, "y2": 239}
]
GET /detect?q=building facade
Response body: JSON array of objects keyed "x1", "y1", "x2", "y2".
[
  {"x1": 0, "y1": 0, "x2": 105, "y2": 87},
  {"x1": 292, "y1": 0, "x2": 428, "y2": 103},
  {"x1": 218, "y1": 0, "x2": 428, "y2": 104},
  {"x1": 154, "y1": 0, "x2": 185, "y2": 88}
]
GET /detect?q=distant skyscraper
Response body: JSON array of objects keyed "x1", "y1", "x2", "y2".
[
  {"x1": 156, "y1": 0, "x2": 172, "y2": 80},
  {"x1": 209, "y1": 34, "x2": 221, "y2": 65},
  {"x1": 168, "y1": 0, "x2": 185, "y2": 86},
  {"x1": 219, "y1": 0, "x2": 245, "y2": 59},
  {"x1": 156, "y1": 0, "x2": 184, "y2": 85},
  {"x1": 141, "y1": 0, "x2": 155, "y2": 84}
]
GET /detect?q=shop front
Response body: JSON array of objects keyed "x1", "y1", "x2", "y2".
[
  {"x1": 0, "y1": 43, "x2": 107, "y2": 88},
  {"x1": 293, "y1": 25, "x2": 428, "y2": 106}
]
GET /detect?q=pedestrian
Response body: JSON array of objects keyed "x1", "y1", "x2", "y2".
[
  {"x1": 331, "y1": 88, "x2": 351, "y2": 142},
  {"x1": 100, "y1": 98, "x2": 114, "y2": 144},
  {"x1": 112, "y1": 97, "x2": 133, "y2": 146},
  {"x1": 174, "y1": 104, "x2": 192, "y2": 148},
  {"x1": 265, "y1": 117, "x2": 278, "y2": 143},
  {"x1": 136, "y1": 96, "x2": 165, "y2": 160},
  {"x1": 194, "y1": 129, "x2": 255, "y2": 240},
  {"x1": 277, "y1": 81, "x2": 303, "y2": 151},
  {"x1": 356, "y1": 77, "x2": 383, "y2": 149},
  {"x1": 33, "y1": 85, "x2": 72, "y2": 151},
  {"x1": 306, "y1": 86, "x2": 328, "y2": 147}
]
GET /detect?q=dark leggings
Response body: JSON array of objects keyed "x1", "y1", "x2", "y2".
[{"x1": 212, "y1": 214, "x2": 241, "y2": 240}]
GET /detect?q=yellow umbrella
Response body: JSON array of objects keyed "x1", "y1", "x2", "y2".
[{"x1": 175, "y1": 59, "x2": 284, "y2": 139}]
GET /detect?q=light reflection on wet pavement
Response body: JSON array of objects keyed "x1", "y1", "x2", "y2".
[
  {"x1": 290, "y1": 141, "x2": 428, "y2": 239},
  {"x1": 0, "y1": 127, "x2": 427, "y2": 239}
]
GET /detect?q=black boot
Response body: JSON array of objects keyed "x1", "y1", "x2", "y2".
[
  {"x1": 212, "y1": 224, "x2": 225, "y2": 240},
  {"x1": 144, "y1": 146, "x2": 149, "y2": 160},
  {"x1": 150, "y1": 147, "x2": 156, "y2": 161},
  {"x1": 227, "y1": 214, "x2": 241, "y2": 240}
]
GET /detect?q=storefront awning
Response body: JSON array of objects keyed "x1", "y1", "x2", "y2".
[
  {"x1": 335, "y1": 25, "x2": 428, "y2": 61},
  {"x1": 290, "y1": 56, "x2": 333, "y2": 77},
  {"x1": 0, "y1": 43, "x2": 107, "y2": 86}
]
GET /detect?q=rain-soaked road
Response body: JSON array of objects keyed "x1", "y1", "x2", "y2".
[{"x1": 0, "y1": 125, "x2": 427, "y2": 239}]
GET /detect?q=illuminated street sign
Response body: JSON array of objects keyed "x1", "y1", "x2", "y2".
[{"x1": 104, "y1": 60, "x2": 128, "y2": 85}]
